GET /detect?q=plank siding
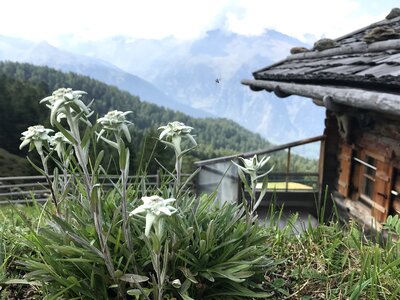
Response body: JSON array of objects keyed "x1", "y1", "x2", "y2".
[
  {"x1": 372, "y1": 161, "x2": 393, "y2": 222},
  {"x1": 338, "y1": 143, "x2": 353, "y2": 197},
  {"x1": 334, "y1": 111, "x2": 399, "y2": 224}
]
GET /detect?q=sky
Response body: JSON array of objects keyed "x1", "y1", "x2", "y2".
[{"x1": 1, "y1": 0, "x2": 399, "y2": 43}]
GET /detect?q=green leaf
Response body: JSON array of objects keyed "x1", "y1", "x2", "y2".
[
  {"x1": 5, "y1": 279, "x2": 42, "y2": 286},
  {"x1": 120, "y1": 273, "x2": 149, "y2": 283},
  {"x1": 119, "y1": 144, "x2": 127, "y2": 170},
  {"x1": 98, "y1": 135, "x2": 119, "y2": 149},
  {"x1": 199, "y1": 239, "x2": 207, "y2": 256},
  {"x1": 81, "y1": 126, "x2": 93, "y2": 149},
  {"x1": 253, "y1": 175, "x2": 269, "y2": 212},
  {"x1": 238, "y1": 168, "x2": 252, "y2": 196},
  {"x1": 199, "y1": 271, "x2": 215, "y2": 282},
  {"x1": 127, "y1": 288, "x2": 151, "y2": 299},
  {"x1": 26, "y1": 156, "x2": 46, "y2": 177},
  {"x1": 149, "y1": 233, "x2": 161, "y2": 253},
  {"x1": 206, "y1": 282, "x2": 273, "y2": 298},
  {"x1": 125, "y1": 147, "x2": 130, "y2": 174},
  {"x1": 93, "y1": 150, "x2": 104, "y2": 173},
  {"x1": 54, "y1": 121, "x2": 77, "y2": 145},
  {"x1": 178, "y1": 266, "x2": 198, "y2": 284},
  {"x1": 178, "y1": 292, "x2": 195, "y2": 300}
]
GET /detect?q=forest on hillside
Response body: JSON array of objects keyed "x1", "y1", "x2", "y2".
[{"x1": 0, "y1": 61, "x2": 318, "y2": 176}]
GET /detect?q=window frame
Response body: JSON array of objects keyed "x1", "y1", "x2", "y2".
[{"x1": 338, "y1": 145, "x2": 393, "y2": 222}]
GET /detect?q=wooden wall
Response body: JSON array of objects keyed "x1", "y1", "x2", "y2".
[
  {"x1": 333, "y1": 109, "x2": 400, "y2": 224},
  {"x1": 320, "y1": 110, "x2": 340, "y2": 219}
]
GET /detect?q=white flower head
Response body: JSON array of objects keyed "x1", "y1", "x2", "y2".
[
  {"x1": 171, "y1": 279, "x2": 182, "y2": 289},
  {"x1": 233, "y1": 155, "x2": 272, "y2": 181},
  {"x1": 97, "y1": 110, "x2": 132, "y2": 142},
  {"x1": 20, "y1": 125, "x2": 54, "y2": 155},
  {"x1": 158, "y1": 121, "x2": 196, "y2": 147},
  {"x1": 129, "y1": 195, "x2": 177, "y2": 236},
  {"x1": 51, "y1": 132, "x2": 71, "y2": 158},
  {"x1": 40, "y1": 88, "x2": 89, "y2": 125}
]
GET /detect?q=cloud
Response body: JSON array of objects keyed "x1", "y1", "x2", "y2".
[
  {"x1": 1, "y1": 0, "x2": 231, "y2": 41},
  {"x1": 223, "y1": 0, "x2": 386, "y2": 42},
  {"x1": 0, "y1": 0, "x2": 396, "y2": 42}
]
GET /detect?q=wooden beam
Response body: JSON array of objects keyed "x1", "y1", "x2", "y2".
[{"x1": 241, "y1": 79, "x2": 400, "y2": 116}]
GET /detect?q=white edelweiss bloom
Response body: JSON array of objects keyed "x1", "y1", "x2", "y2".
[
  {"x1": 97, "y1": 110, "x2": 132, "y2": 142},
  {"x1": 232, "y1": 155, "x2": 273, "y2": 180},
  {"x1": 171, "y1": 279, "x2": 182, "y2": 288},
  {"x1": 20, "y1": 125, "x2": 54, "y2": 154},
  {"x1": 158, "y1": 121, "x2": 196, "y2": 146},
  {"x1": 129, "y1": 195, "x2": 177, "y2": 236},
  {"x1": 51, "y1": 132, "x2": 70, "y2": 145},
  {"x1": 40, "y1": 88, "x2": 89, "y2": 125},
  {"x1": 50, "y1": 132, "x2": 71, "y2": 158}
]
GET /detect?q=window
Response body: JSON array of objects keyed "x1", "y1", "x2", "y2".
[
  {"x1": 356, "y1": 155, "x2": 376, "y2": 206},
  {"x1": 337, "y1": 144, "x2": 394, "y2": 223},
  {"x1": 353, "y1": 152, "x2": 392, "y2": 222}
]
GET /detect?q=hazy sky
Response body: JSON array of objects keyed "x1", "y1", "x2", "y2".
[{"x1": 1, "y1": 0, "x2": 399, "y2": 43}]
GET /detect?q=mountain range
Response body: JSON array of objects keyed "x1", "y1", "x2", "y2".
[
  {"x1": 0, "y1": 35, "x2": 208, "y2": 118},
  {"x1": 0, "y1": 29, "x2": 325, "y2": 149}
]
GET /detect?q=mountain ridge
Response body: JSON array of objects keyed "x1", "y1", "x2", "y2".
[
  {"x1": 0, "y1": 29, "x2": 325, "y2": 150},
  {"x1": 0, "y1": 37, "x2": 211, "y2": 118}
]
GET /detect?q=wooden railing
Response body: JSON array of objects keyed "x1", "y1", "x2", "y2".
[
  {"x1": 0, "y1": 173, "x2": 193, "y2": 205},
  {"x1": 195, "y1": 135, "x2": 325, "y2": 166},
  {"x1": 195, "y1": 135, "x2": 325, "y2": 193}
]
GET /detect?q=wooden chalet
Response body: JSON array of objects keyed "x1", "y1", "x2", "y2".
[{"x1": 242, "y1": 8, "x2": 400, "y2": 229}]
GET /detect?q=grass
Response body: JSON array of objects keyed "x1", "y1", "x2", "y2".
[
  {"x1": 0, "y1": 202, "x2": 399, "y2": 299},
  {"x1": 262, "y1": 206, "x2": 400, "y2": 300}
]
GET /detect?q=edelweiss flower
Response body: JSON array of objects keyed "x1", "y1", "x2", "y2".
[
  {"x1": 40, "y1": 88, "x2": 89, "y2": 125},
  {"x1": 158, "y1": 121, "x2": 196, "y2": 146},
  {"x1": 129, "y1": 195, "x2": 177, "y2": 236},
  {"x1": 97, "y1": 110, "x2": 132, "y2": 142},
  {"x1": 20, "y1": 125, "x2": 54, "y2": 155},
  {"x1": 233, "y1": 155, "x2": 273, "y2": 181},
  {"x1": 51, "y1": 132, "x2": 71, "y2": 158}
]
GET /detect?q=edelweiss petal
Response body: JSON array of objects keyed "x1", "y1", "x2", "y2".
[
  {"x1": 97, "y1": 110, "x2": 132, "y2": 141},
  {"x1": 158, "y1": 206, "x2": 174, "y2": 216},
  {"x1": 129, "y1": 195, "x2": 177, "y2": 236},
  {"x1": 145, "y1": 213, "x2": 156, "y2": 236}
]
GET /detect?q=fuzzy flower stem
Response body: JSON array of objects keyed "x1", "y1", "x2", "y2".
[
  {"x1": 154, "y1": 251, "x2": 164, "y2": 300},
  {"x1": 112, "y1": 130, "x2": 133, "y2": 253},
  {"x1": 39, "y1": 152, "x2": 60, "y2": 216},
  {"x1": 121, "y1": 166, "x2": 133, "y2": 252},
  {"x1": 65, "y1": 110, "x2": 120, "y2": 296},
  {"x1": 250, "y1": 178, "x2": 257, "y2": 213},
  {"x1": 173, "y1": 137, "x2": 182, "y2": 188}
]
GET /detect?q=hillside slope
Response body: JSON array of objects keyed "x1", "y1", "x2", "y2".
[
  {"x1": 0, "y1": 61, "x2": 277, "y2": 174},
  {"x1": 0, "y1": 36, "x2": 209, "y2": 118}
]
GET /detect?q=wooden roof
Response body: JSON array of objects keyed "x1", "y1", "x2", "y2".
[{"x1": 242, "y1": 9, "x2": 400, "y2": 116}]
